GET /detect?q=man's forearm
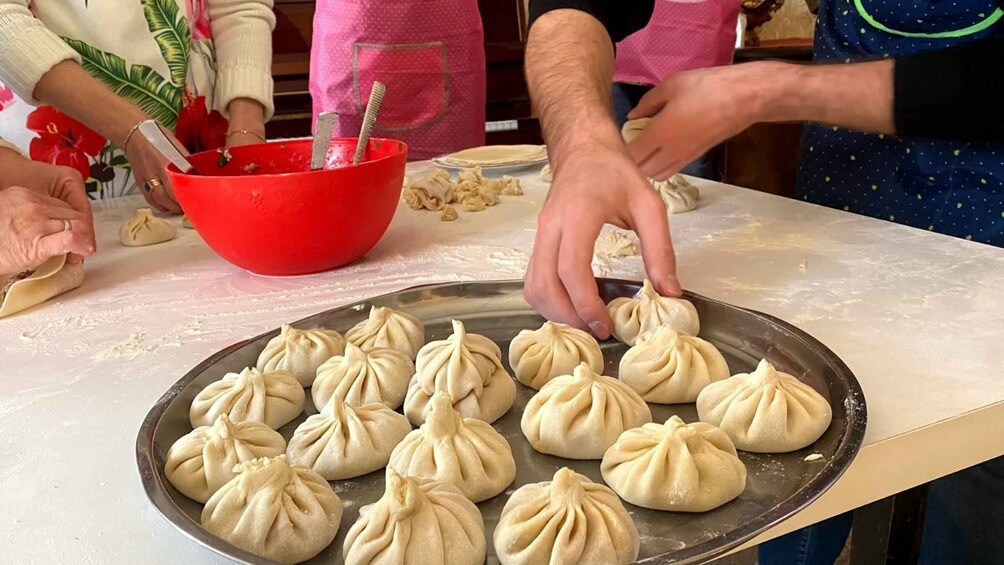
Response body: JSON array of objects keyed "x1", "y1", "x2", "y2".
[{"x1": 525, "y1": 9, "x2": 623, "y2": 168}]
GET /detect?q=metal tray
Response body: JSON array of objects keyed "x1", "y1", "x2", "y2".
[{"x1": 137, "y1": 279, "x2": 866, "y2": 564}]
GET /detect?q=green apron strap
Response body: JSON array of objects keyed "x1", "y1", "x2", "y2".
[{"x1": 854, "y1": 0, "x2": 1003, "y2": 38}]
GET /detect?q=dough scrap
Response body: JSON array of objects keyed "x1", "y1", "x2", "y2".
[
  {"x1": 696, "y1": 359, "x2": 833, "y2": 453},
  {"x1": 202, "y1": 455, "x2": 342, "y2": 564},
  {"x1": 619, "y1": 325, "x2": 730, "y2": 404},
  {"x1": 165, "y1": 414, "x2": 286, "y2": 503},
  {"x1": 402, "y1": 168, "x2": 455, "y2": 211},
  {"x1": 388, "y1": 391, "x2": 516, "y2": 502},
  {"x1": 607, "y1": 278, "x2": 700, "y2": 345},
  {"x1": 0, "y1": 254, "x2": 84, "y2": 319},
  {"x1": 440, "y1": 205, "x2": 459, "y2": 221},
  {"x1": 601, "y1": 416, "x2": 747, "y2": 512},
  {"x1": 540, "y1": 163, "x2": 553, "y2": 183},
  {"x1": 494, "y1": 467, "x2": 639, "y2": 565},
  {"x1": 440, "y1": 144, "x2": 547, "y2": 167},
  {"x1": 120, "y1": 208, "x2": 176, "y2": 246}
]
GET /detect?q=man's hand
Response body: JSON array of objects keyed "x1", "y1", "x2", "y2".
[
  {"x1": 525, "y1": 141, "x2": 681, "y2": 338},
  {"x1": 0, "y1": 150, "x2": 97, "y2": 266}
]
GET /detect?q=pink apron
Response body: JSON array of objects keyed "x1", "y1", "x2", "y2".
[
  {"x1": 309, "y1": 0, "x2": 486, "y2": 161},
  {"x1": 614, "y1": 0, "x2": 740, "y2": 86}
]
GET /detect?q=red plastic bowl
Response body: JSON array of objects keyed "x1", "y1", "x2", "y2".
[{"x1": 167, "y1": 138, "x2": 407, "y2": 276}]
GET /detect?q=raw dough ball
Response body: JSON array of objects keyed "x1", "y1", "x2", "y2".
[
  {"x1": 508, "y1": 321, "x2": 604, "y2": 390},
  {"x1": 312, "y1": 342, "x2": 414, "y2": 410},
  {"x1": 345, "y1": 306, "x2": 425, "y2": 360},
  {"x1": 286, "y1": 396, "x2": 411, "y2": 480},
  {"x1": 119, "y1": 208, "x2": 176, "y2": 246},
  {"x1": 652, "y1": 175, "x2": 700, "y2": 214},
  {"x1": 607, "y1": 278, "x2": 700, "y2": 345},
  {"x1": 540, "y1": 163, "x2": 552, "y2": 183},
  {"x1": 256, "y1": 324, "x2": 345, "y2": 387},
  {"x1": 601, "y1": 416, "x2": 747, "y2": 512},
  {"x1": 403, "y1": 168, "x2": 455, "y2": 211},
  {"x1": 0, "y1": 254, "x2": 84, "y2": 319},
  {"x1": 389, "y1": 392, "x2": 515, "y2": 502},
  {"x1": 494, "y1": 467, "x2": 639, "y2": 565},
  {"x1": 619, "y1": 325, "x2": 730, "y2": 403},
  {"x1": 696, "y1": 359, "x2": 833, "y2": 453},
  {"x1": 521, "y1": 362, "x2": 651, "y2": 459},
  {"x1": 404, "y1": 319, "x2": 516, "y2": 426},
  {"x1": 202, "y1": 455, "x2": 342, "y2": 564},
  {"x1": 190, "y1": 366, "x2": 304, "y2": 430},
  {"x1": 621, "y1": 117, "x2": 651, "y2": 144},
  {"x1": 165, "y1": 414, "x2": 286, "y2": 503},
  {"x1": 342, "y1": 470, "x2": 486, "y2": 565}
]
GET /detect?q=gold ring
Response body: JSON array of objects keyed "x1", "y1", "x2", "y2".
[
  {"x1": 62, "y1": 219, "x2": 71, "y2": 232},
  {"x1": 147, "y1": 179, "x2": 163, "y2": 189}
]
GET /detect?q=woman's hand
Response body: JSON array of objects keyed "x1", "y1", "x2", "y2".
[
  {"x1": 124, "y1": 128, "x2": 185, "y2": 214},
  {"x1": 0, "y1": 186, "x2": 95, "y2": 275}
]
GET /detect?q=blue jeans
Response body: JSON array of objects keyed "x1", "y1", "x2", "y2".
[
  {"x1": 758, "y1": 456, "x2": 1004, "y2": 565},
  {"x1": 611, "y1": 82, "x2": 709, "y2": 179}
]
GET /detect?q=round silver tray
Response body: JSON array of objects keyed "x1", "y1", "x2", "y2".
[{"x1": 136, "y1": 279, "x2": 866, "y2": 564}]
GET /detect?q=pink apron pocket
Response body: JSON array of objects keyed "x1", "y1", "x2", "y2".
[{"x1": 353, "y1": 42, "x2": 448, "y2": 131}]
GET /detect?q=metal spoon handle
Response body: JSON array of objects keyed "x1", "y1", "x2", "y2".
[
  {"x1": 310, "y1": 112, "x2": 339, "y2": 171},
  {"x1": 138, "y1": 120, "x2": 195, "y2": 174},
  {"x1": 353, "y1": 81, "x2": 386, "y2": 165}
]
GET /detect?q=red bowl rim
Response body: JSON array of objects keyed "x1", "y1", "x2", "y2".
[{"x1": 165, "y1": 137, "x2": 408, "y2": 180}]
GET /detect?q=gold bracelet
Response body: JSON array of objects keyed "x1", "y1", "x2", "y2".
[
  {"x1": 227, "y1": 129, "x2": 266, "y2": 142},
  {"x1": 121, "y1": 121, "x2": 143, "y2": 150}
]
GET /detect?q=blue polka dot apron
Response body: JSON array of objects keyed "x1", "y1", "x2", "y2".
[{"x1": 796, "y1": 0, "x2": 1004, "y2": 246}]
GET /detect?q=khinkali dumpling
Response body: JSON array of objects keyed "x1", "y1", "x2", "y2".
[
  {"x1": 342, "y1": 470, "x2": 486, "y2": 565},
  {"x1": 607, "y1": 278, "x2": 700, "y2": 345},
  {"x1": 621, "y1": 117, "x2": 650, "y2": 144},
  {"x1": 403, "y1": 319, "x2": 516, "y2": 425},
  {"x1": 652, "y1": 175, "x2": 699, "y2": 214},
  {"x1": 119, "y1": 208, "x2": 176, "y2": 246},
  {"x1": 388, "y1": 391, "x2": 515, "y2": 502},
  {"x1": 619, "y1": 325, "x2": 729, "y2": 403},
  {"x1": 521, "y1": 362, "x2": 651, "y2": 459},
  {"x1": 696, "y1": 359, "x2": 833, "y2": 453},
  {"x1": 508, "y1": 321, "x2": 604, "y2": 390},
  {"x1": 165, "y1": 414, "x2": 286, "y2": 503},
  {"x1": 256, "y1": 324, "x2": 345, "y2": 387},
  {"x1": 601, "y1": 416, "x2": 747, "y2": 512},
  {"x1": 312, "y1": 342, "x2": 414, "y2": 410},
  {"x1": 494, "y1": 467, "x2": 639, "y2": 565},
  {"x1": 190, "y1": 367, "x2": 304, "y2": 430},
  {"x1": 286, "y1": 396, "x2": 411, "y2": 480},
  {"x1": 202, "y1": 456, "x2": 342, "y2": 564},
  {"x1": 345, "y1": 306, "x2": 425, "y2": 359}
]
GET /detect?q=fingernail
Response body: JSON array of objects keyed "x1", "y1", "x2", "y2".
[{"x1": 588, "y1": 321, "x2": 611, "y2": 339}]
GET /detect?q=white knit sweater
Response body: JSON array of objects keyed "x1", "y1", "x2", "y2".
[{"x1": 0, "y1": 0, "x2": 276, "y2": 119}]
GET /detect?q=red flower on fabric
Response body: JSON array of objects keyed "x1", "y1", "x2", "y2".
[
  {"x1": 0, "y1": 84, "x2": 13, "y2": 111},
  {"x1": 174, "y1": 93, "x2": 228, "y2": 154},
  {"x1": 26, "y1": 106, "x2": 105, "y2": 179},
  {"x1": 185, "y1": 0, "x2": 212, "y2": 41}
]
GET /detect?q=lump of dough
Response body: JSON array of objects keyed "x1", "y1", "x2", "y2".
[
  {"x1": 404, "y1": 319, "x2": 516, "y2": 426},
  {"x1": 286, "y1": 396, "x2": 411, "y2": 480},
  {"x1": 190, "y1": 366, "x2": 305, "y2": 430},
  {"x1": 594, "y1": 230, "x2": 640, "y2": 259},
  {"x1": 165, "y1": 414, "x2": 286, "y2": 503},
  {"x1": 619, "y1": 325, "x2": 730, "y2": 403},
  {"x1": 119, "y1": 208, "x2": 176, "y2": 246},
  {"x1": 403, "y1": 319, "x2": 515, "y2": 424},
  {"x1": 696, "y1": 359, "x2": 833, "y2": 453},
  {"x1": 181, "y1": 215, "x2": 195, "y2": 229},
  {"x1": 607, "y1": 278, "x2": 700, "y2": 345},
  {"x1": 508, "y1": 321, "x2": 603, "y2": 390},
  {"x1": 0, "y1": 254, "x2": 84, "y2": 319},
  {"x1": 462, "y1": 193, "x2": 488, "y2": 212},
  {"x1": 540, "y1": 163, "x2": 553, "y2": 183},
  {"x1": 440, "y1": 204, "x2": 459, "y2": 221},
  {"x1": 345, "y1": 306, "x2": 425, "y2": 360},
  {"x1": 202, "y1": 455, "x2": 342, "y2": 564},
  {"x1": 497, "y1": 175, "x2": 523, "y2": 195},
  {"x1": 521, "y1": 362, "x2": 651, "y2": 460},
  {"x1": 312, "y1": 342, "x2": 414, "y2": 410},
  {"x1": 256, "y1": 324, "x2": 345, "y2": 387},
  {"x1": 621, "y1": 117, "x2": 651, "y2": 144},
  {"x1": 494, "y1": 467, "x2": 639, "y2": 565},
  {"x1": 652, "y1": 175, "x2": 700, "y2": 214},
  {"x1": 402, "y1": 168, "x2": 455, "y2": 211},
  {"x1": 342, "y1": 470, "x2": 486, "y2": 565},
  {"x1": 601, "y1": 415, "x2": 747, "y2": 512},
  {"x1": 389, "y1": 391, "x2": 515, "y2": 502}
]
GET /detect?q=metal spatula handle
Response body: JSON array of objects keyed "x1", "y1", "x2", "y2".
[
  {"x1": 310, "y1": 112, "x2": 339, "y2": 171},
  {"x1": 138, "y1": 120, "x2": 196, "y2": 174},
  {"x1": 353, "y1": 81, "x2": 386, "y2": 165}
]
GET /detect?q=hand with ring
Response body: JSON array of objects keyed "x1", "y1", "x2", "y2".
[{"x1": 125, "y1": 125, "x2": 186, "y2": 214}]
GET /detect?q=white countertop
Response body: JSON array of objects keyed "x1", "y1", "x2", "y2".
[{"x1": 2, "y1": 163, "x2": 1003, "y2": 563}]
